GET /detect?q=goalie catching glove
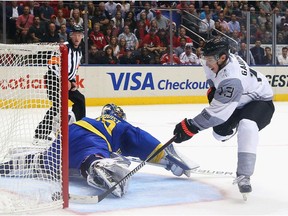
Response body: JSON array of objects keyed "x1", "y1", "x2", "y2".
[{"x1": 173, "y1": 118, "x2": 200, "y2": 143}]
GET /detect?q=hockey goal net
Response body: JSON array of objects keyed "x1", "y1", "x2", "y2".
[{"x1": 0, "y1": 43, "x2": 69, "y2": 213}]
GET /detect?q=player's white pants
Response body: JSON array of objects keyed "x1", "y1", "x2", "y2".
[{"x1": 236, "y1": 119, "x2": 258, "y2": 177}]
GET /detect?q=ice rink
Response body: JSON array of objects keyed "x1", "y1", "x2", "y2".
[{"x1": 41, "y1": 102, "x2": 288, "y2": 215}]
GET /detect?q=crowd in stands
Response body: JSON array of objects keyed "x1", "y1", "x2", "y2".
[{"x1": 3, "y1": 1, "x2": 288, "y2": 65}]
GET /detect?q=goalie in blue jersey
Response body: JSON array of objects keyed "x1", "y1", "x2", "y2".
[{"x1": 0, "y1": 104, "x2": 198, "y2": 198}]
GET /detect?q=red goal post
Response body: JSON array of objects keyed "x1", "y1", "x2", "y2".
[{"x1": 0, "y1": 43, "x2": 69, "y2": 213}]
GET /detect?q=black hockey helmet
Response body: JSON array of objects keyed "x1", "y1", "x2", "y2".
[
  {"x1": 71, "y1": 24, "x2": 84, "y2": 33},
  {"x1": 101, "y1": 104, "x2": 126, "y2": 120},
  {"x1": 202, "y1": 36, "x2": 230, "y2": 58}
]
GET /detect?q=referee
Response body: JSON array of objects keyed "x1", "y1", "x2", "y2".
[{"x1": 34, "y1": 25, "x2": 86, "y2": 141}]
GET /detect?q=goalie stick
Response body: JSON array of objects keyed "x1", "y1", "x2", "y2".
[{"x1": 69, "y1": 135, "x2": 177, "y2": 204}]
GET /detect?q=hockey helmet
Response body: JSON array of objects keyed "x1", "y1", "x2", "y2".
[
  {"x1": 101, "y1": 104, "x2": 126, "y2": 120},
  {"x1": 202, "y1": 36, "x2": 230, "y2": 58},
  {"x1": 71, "y1": 24, "x2": 84, "y2": 33}
]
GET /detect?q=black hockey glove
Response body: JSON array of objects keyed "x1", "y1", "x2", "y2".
[
  {"x1": 207, "y1": 87, "x2": 216, "y2": 104},
  {"x1": 173, "y1": 118, "x2": 199, "y2": 143}
]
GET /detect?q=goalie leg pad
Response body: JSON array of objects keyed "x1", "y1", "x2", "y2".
[
  {"x1": 160, "y1": 144, "x2": 199, "y2": 177},
  {"x1": 86, "y1": 158, "x2": 131, "y2": 197}
]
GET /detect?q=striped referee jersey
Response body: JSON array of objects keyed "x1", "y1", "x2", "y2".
[{"x1": 48, "y1": 41, "x2": 83, "y2": 81}]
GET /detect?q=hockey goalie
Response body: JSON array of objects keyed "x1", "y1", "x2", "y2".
[{"x1": 0, "y1": 104, "x2": 198, "y2": 198}]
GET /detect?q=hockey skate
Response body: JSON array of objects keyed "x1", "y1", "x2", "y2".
[
  {"x1": 161, "y1": 144, "x2": 199, "y2": 177},
  {"x1": 86, "y1": 158, "x2": 130, "y2": 198},
  {"x1": 233, "y1": 175, "x2": 252, "y2": 201}
]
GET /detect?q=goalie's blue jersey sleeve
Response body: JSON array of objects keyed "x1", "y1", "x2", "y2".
[{"x1": 68, "y1": 115, "x2": 162, "y2": 169}]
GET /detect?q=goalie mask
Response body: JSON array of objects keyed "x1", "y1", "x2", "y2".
[{"x1": 101, "y1": 104, "x2": 126, "y2": 120}]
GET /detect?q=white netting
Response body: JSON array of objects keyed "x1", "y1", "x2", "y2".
[{"x1": 0, "y1": 43, "x2": 64, "y2": 213}]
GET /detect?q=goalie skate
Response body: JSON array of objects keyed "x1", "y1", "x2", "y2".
[
  {"x1": 233, "y1": 175, "x2": 252, "y2": 201},
  {"x1": 161, "y1": 144, "x2": 199, "y2": 177}
]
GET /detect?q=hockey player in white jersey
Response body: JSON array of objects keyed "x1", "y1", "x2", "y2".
[{"x1": 173, "y1": 36, "x2": 275, "y2": 199}]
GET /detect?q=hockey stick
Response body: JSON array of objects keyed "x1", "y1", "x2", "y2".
[
  {"x1": 127, "y1": 157, "x2": 235, "y2": 178},
  {"x1": 69, "y1": 135, "x2": 177, "y2": 204}
]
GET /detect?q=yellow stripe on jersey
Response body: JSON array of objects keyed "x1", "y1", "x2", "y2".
[
  {"x1": 74, "y1": 120, "x2": 112, "y2": 152},
  {"x1": 146, "y1": 143, "x2": 165, "y2": 163}
]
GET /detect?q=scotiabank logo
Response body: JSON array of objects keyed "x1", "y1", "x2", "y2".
[
  {"x1": 0, "y1": 74, "x2": 84, "y2": 90},
  {"x1": 0, "y1": 74, "x2": 45, "y2": 89}
]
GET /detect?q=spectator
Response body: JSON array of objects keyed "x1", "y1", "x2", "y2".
[
  {"x1": 250, "y1": 18, "x2": 259, "y2": 43},
  {"x1": 277, "y1": 47, "x2": 288, "y2": 65},
  {"x1": 151, "y1": 10, "x2": 169, "y2": 31},
  {"x1": 160, "y1": 47, "x2": 180, "y2": 65},
  {"x1": 89, "y1": 23, "x2": 107, "y2": 50},
  {"x1": 66, "y1": 17, "x2": 75, "y2": 34},
  {"x1": 174, "y1": 37, "x2": 186, "y2": 57},
  {"x1": 71, "y1": 8, "x2": 83, "y2": 27},
  {"x1": 136, "y1": 47, "x2": 153, "y2": 64},
  {"x1": 111, "y1": 11, "x2": 124, "y2": 36},
  {"x1": 103, "y1": 36, "x2": 120, "y2": 57},
  {"x1": 87, "y1": 1, "x2": 96, "y2": 21},
  {"x1": 115, "y1": 3, "x2": 125, "y2": 18},
  {"x1": 55, "y1": 9, "x2": 66, "y2": 29},
  {"x1": 124, "y1": 11, "x2": 137, "y2": 31},
  {"x1": 259, "y1": 1, "x2": 272, "y2": 14},
  {"x1": 16, "y1": 5, "x2": 34, "y2": 43},
  {"x1": 42, "y1": 22, "x2": 59, "y2": 43},
  {"x1": 104, "y1": 0, "x2": 117, "y2": 17},
  {"x1": 119, "y1": 48, "x2": 136, "y2": 64},
  {"x1": 157, "y1": 28, "x2": 169, "y2": 48},
  {"x1": 48, "y1": 15, "x2": 60, "y2": 32},
  {"x1": 263, "y1": 46, "x2": 273, "y2": 65},
  {"x1": 28, "y1": 16, "x2": 46, "y2": 43},
  {"x1": 179, "y1": 43, "x2": 198, "y2": 65},
  {"x1": 27, "y1": 1, "x2": 40, "y2": 17},
  {"x1": 6, "y1": 1, "x2": 23, "y2": 40},
  {"x1": 257, "y1": 8, "x2": 267, "y2": 26},
  {"x1": 118, "y1": 25, "x2": 139, "y2": 51},
  {"x1": 148, "y1": 19, "x2": 159, "y2": 33},
  {"x1": 230, "y1": 30, "x2": 241, "y2": 53},
  {"x1": 58, "y1": 23, "x2": 68, "y2": 42},
  {"x1": 262, "y1": 31, "x2": 273, "y2": 44},
  {"x1": 199, "y1": 5, "x2": 212, "y2": 20},
  {"x1": 223, "y1": 0, "x2": 233, "y2": 21},
  {"x1": 195, "y1": 47, "x2": 202, "y2": 65},
  {"x1": 218, "y1": 12, "x2": 229, "y2": 34},
  {"x1": 104, "y1": 25, "x2": 114, "y2": 44},
  {"x1": 136, "y1": 2, "x2": 154, "y2": 22},
  {"x1": 212, "y1": 5, "x2": 223, "y2": 22},
  {"x1": 88, "y1": 45, "x2": 103, "y2": 64},
  {"x1": 228, "y1": 14, "x2": 240, "y2": 34},
  {"x1": 55, "y1": 1, "x2": 70, "y2": 19},
  {"x1": 118, "y1": 37, "x2": 127, "y2": 58},
  {"x1": 176, "y1": 27, "x2": 193, "y2": 47},
  {"x1": 39, "y1": 1, "x2": 54, "y2": 23},
  {"x1": 94, "y1": 2, "x2": 111, "y2": 29},
  {"x1": 273, "y1": 7, "x2": 283, "y2": 29},
  {"x1": 101, "y1": 46, "x2": 119, "y2": 64},
  {"x1": 277, "y1": 32, "x2": 288, "y2": 44},
  {"x1": 134, "y1": 20, "x2": 148, "y2": 45},
  {"x1": 137, "y1": 11, "x2": 150, "y2": 32},
  {"x1": 182, "y1": 3, "x2": 199, "y2": 33},
  {"x1": 249, "y1": 7, "x2": 258, "y2": 24},
  {"x1": 236, "y1": 43, "x2": 256, "y2": 65},
  {"x1": 250, "y1": 40, "x2": 265, "y2": 65},
  {"x1": 69, "y1": 1, "x2": 82, "y2": 18},
  {"x1": 199, "y1": 13, "x2": 215, "y2": 39},
  {"x1": 140, "y1": 27, "x2": 161, "y2": 55}
]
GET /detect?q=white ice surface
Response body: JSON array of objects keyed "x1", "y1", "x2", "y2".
[{"x1": 34, "y1": 102, "x2": 288, "y2": 215}]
